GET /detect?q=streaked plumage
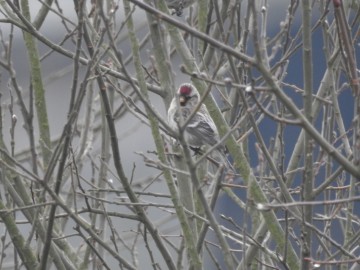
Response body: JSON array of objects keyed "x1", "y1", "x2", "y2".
[{"x1": 167, "y1": 83, "x2": 224, "y2": 151}]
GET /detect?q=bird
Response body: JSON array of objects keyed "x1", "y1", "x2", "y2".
[
  {"x1": 168, "y1": 83, "x2": 236, "y2": 190},
  {"x1": 167, "y1": 83, "x2": 226, "y2": 154}
]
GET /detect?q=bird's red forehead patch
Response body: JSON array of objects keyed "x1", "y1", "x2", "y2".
[{"x1": 179, "y1": 84, "x2": 192, "y2": 96}]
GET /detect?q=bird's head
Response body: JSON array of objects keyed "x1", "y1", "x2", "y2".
[{"x1": 177, "y1": 83, "x2": 199, "y2": 107}]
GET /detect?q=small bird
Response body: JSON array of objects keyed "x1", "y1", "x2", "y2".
[
  {"x1": 168, "y1": 83, "x2": 236, "y2": 187},
  {"x1": 167, "y1": 83, "x2": 225, "y2": 153}
]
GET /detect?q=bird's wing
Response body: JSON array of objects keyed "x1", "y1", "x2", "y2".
[{"x1": 186, "y1": 113, "x2": 219, "y2": 147}]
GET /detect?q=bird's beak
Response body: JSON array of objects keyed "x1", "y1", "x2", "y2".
[{"x1": 179, "y1": 95, "x2": 186, "y2": 106}]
